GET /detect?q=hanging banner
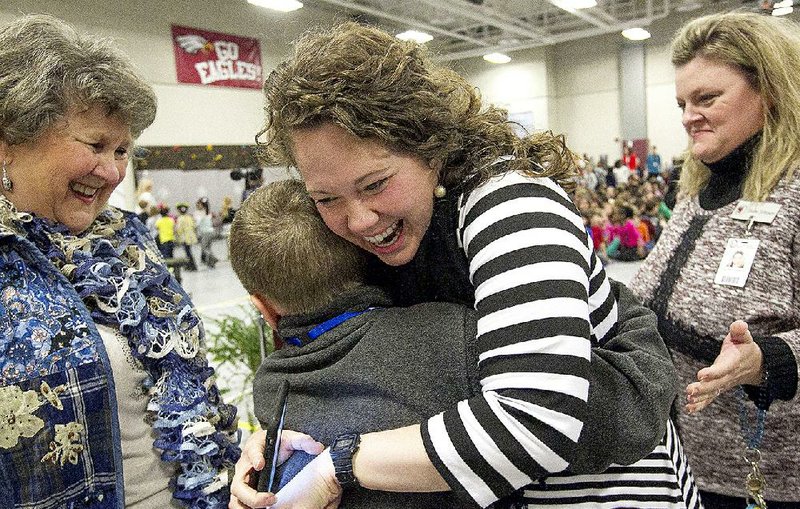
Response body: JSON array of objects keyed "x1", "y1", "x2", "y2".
[{"x1": 171, "y1": 24, "x2": 263, "y2": 89}]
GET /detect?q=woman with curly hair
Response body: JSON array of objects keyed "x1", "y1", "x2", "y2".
[{"x1": 232, "y1": 22, "x2": 693, "y2": 509}]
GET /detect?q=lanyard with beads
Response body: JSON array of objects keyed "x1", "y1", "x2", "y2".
[{"x1": 738, "y1": 381, "x2": 768, "y2": 508}]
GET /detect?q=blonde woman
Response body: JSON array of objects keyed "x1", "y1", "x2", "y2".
[{"x1": 630, "y1": 11, "x2": 800, "y2": 507}]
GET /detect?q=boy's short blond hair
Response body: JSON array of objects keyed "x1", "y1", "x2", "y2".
[{"x1": 229, "y1": 179, "x2": 366, "y2": 315}]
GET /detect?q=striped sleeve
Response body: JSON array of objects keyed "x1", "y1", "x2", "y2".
[{"x1": 421, "y1": 171, "x2": 617, "y2": 507}]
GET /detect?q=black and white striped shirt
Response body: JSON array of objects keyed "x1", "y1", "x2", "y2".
[
  {"x1": 421, "y1": 172, "x2": 697, "y2": 508},
  {"x1": 519, "y1": 420, "x2": 700, "y2": 508}
]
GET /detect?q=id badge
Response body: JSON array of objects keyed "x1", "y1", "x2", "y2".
[
  {"x1": 731, "y1": 201, "x2": 781, "y2": 223},
  {"x1": 714, "y1": 238, "x2": 760, "y2": 287}
]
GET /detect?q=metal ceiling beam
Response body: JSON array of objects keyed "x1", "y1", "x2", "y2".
[
  {"x1": 417, "y1": 0, "x2": 554, "y2": 43},
  {"x1": 311, "y1": 0, "x2": 490, "y2": 46},
  {"x1": 591, "y1": 7, "x2": 623, "y2": 24},
  {"x1": 309, "y1": 0, "x2": 680, "y2": 62},
  {"x1": 433, "y1": 10, "x2": 669, "y2": 62},
  {"x1": 548, "y1": 0, "x2": 671, "y2": 32}
]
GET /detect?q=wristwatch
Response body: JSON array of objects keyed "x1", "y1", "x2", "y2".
[{"x1": 330, "y1": 433, "x2": 361, "y2": 488}]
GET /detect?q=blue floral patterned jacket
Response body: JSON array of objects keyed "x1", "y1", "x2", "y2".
[
  {"x1": 0, "y1": 222, "x2": 123, "y2": 508},
  {"x1": 0, "y1": 207, "x2": 238, "y2": 509}
]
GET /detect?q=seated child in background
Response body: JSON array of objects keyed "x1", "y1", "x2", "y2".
[
  {"x1": 228, "y1": 180, "x2": 700, "y2": 509},
  {"x1": 606, "y1": 202, "x2": 643, "y2": 261},
  {"x1": 632, "y1": 206, "x2": 653, "y2": 257},
  {"x1": 589, "y1": 211, "x2": 610, "y2": 262}
]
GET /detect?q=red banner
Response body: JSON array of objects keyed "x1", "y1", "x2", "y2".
[{"x1": 171, "y1": 25, "x2": 263, "y2": 89}]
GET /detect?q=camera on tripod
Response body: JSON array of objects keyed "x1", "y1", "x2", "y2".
[{"x1": 230, "y1": 167, "x2": 263, "y2": 183}]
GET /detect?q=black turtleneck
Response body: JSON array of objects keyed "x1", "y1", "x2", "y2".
[{"x1": 698, "y1": 133, "x2": 760, "y2": 210}]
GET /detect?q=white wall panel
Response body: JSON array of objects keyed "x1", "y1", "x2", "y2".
[
  {"x1": 138, "y1": 85, "x2": 265, "y2": 146},
  {"x1": 554, "y1": 91, "x2": 621, "y2": 161}
]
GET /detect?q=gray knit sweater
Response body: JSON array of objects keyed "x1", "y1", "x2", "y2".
[
  {"x1": 253, "y1": 287, "x2": 481, "y2": 508},
  {"x1": 630, "y1": 171, "x2": 800, "y2": 500}
]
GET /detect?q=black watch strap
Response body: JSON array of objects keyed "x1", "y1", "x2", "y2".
[{"x1": 330, "y1": 433, "x2": 361, "y2": 488}]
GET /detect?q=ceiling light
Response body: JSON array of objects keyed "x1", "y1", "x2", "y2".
[
  {"x1": 247, "y1": 0, "x2": 303, "y2": 12},
  {"x1": 550, "y1": 0, "x2": 597, "y2": 13},
  {"x1": 483, "y1": 52, "x2": 511, "y2": 64},
  {"x1": 772, "y1": 0, "x2": 793, "y2": 14},
  {"x1": 396, "y1": 30, "x2": 433, "y2": 44},
  {"x1": 622, "y1": 28, "x2": 651, "y2": 41}
]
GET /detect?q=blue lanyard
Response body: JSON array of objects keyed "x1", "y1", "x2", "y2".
[
  {"x1": 737, "y1": 386, "x2": 767, "y2": 450},
  {"x1": 285, "y1": 308, "x2": 374, "y2": 347}
]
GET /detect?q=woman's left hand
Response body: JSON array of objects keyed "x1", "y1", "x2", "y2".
[
  {"x1": 685, "y1": 320, "x2": 764, "y2": 413},
  {"x1": 229, "y1": 430, "x2": 325, "y2": 509}
]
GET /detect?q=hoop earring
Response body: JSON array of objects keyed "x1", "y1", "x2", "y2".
[
  {"x1": 1, "y1": 160, "x2": 12, "y2": 192},
  {"x1": 433, "y1": 184, "x2": 446, "y2": 199}
]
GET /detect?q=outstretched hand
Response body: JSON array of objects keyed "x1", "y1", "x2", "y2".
[
  {"x1": 229, "y1": 429, "x2": 325, "y2": 509},
  {"x1": 685, "y1": 320, "x2": 764, "y2": 413}
]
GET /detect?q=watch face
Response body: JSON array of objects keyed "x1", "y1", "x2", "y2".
[{"x1": 335, "y1": 438, "x2": 353, "y2": 450}]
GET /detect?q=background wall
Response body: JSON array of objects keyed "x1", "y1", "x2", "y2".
[
  {"x1": 547, "y1": 33, "x2": 622, "y2": 162},
  {"x1": 456, "y1": 47, "x2": 550, "y2": 134}
]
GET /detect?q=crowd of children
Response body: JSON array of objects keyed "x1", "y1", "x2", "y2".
[
  {"x1": 572, "y1": 151, "x2": 678, "y2": 263},
  {"x1": 135, "y1": 195, "x2": 225, "y2": 270}
]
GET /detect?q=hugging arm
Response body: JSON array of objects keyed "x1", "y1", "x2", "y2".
[{"x1": 570, "y1": 280, "x2": 678, "y2": 473}]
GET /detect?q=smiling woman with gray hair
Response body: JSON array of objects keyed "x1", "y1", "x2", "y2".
[{"x1": 0, "y1": 14, "x2": 239, "y2": 509}]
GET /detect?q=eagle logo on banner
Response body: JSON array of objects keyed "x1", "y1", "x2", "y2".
[{"x1": 175, "y1": 34, "x2": 214, "y2": 54}]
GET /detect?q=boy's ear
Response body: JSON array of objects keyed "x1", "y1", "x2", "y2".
[{"x1": 250, "y1": 293, "x2": 282, "y2": 330}]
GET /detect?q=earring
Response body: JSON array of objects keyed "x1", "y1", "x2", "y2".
[
  {"x1": 434, "y1": 184, "x2": 446, "y2": 199},
  {"x1": 1, "y1": 160, "x2": 12, "y2": 192}
]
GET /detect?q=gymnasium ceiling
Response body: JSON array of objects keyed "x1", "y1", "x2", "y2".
[{"x1": 299, "y1": 0, "x2": 767, "y2": 61}]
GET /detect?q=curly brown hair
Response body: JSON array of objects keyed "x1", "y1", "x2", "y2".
[{"x1": 260, "y1": 22, "x2": 577, "y2": 194}]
